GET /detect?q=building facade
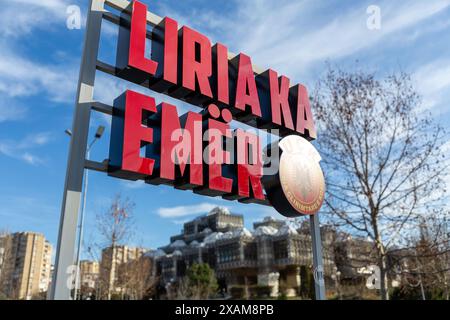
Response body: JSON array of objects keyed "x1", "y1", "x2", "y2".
[
  {"x1": 80, "y1": 260, "x2": 100, "y2": 294},
  {"x1": 99, "y1": 245, "x2": 145, "y2": 298},
  {"x1": 0, "y1": 232, "x2": 52, "y2": 299},
  {"x1": 147, "y1": 207, "x2": 338, "y2": 298}
]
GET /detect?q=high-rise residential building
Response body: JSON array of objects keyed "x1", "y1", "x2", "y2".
[
  {"x1": 0, "y1": 236, "x2": 9, "y2": 283},
  {"x1": 80, "y1": 260, "x2": 100, "y2": 290},
  {"x1": 99, "y1": 245, "x2": 145, "y2": 298},
  {"x1": 0, "y1": 232, "x2": 52, "y2": 300}
]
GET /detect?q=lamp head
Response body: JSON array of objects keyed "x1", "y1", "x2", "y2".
[{"x1": 95, "y1": 126, "x2": 105, "y2": 139}]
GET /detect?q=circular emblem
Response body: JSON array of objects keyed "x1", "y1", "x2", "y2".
[{"x1": 262, "y1": 135, "x2": 325, "y2": 217}]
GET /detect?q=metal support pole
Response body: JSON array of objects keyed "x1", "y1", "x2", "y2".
[
  {"x1": 310, "y1": 213, "x2": 326, "y2": 300},
  {"x1": 73, "y1": 131, "x2": 102, "y2": 300},
  {"x1": 50, "y1": 0, "x2": 104, "y2": 300},
  {"x1": 73, "y1": 147, "x2": 90, "y2": 300}
]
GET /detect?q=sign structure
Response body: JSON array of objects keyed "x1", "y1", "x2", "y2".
[
  {"x1": 108, "y1": 0, "x2": 324, "y2": 211},
  {"x1": 263, "y1": 136, "x2": 325, "y2": 217},
  {"x1": 51, "y1": 0, "x2": 326, "y2": 300}
]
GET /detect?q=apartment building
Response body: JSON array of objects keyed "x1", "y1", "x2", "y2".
[
  {"x1": 80, "y1": 260, "x2": 100, "y2": 291},
  {"x1": 0, "y1": 232, "x2": 52, "y2": 299},
  {"x1": 99, "y1": 245, "x2": 145, "y2": 298}
]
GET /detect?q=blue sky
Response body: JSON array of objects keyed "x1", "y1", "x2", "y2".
[{"x1": 1, "y1": 0, "x2": 450, "y2": 259}]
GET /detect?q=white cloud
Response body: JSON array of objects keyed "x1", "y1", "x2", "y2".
[
  {"x1": 0, "y1": 1, "x2": 81, "y2": 105},
  {"x1": 414, "y1": 59, "x2": 450, "y2": 111},
  {"x1": 21, "y1": 152, "x2": 44, "y2": 165},
  {"x1": 121, "y1": 179, "x2": 146, "y2": 190},
  {"x1": 0, "y1": 0, "x2": 73, "y2": 37},
  {"x1": 246, "y1": 205, "x2": 291, "y2": 225},
  {"x1": 0, "y1": 132, "x2": 52, "y2": 166},
  {"x1": 0, "y1": 48, "x2": 78, "y2": 103},
  {"x1": 156, "y1": 203, "x2": 224, "y2": 218},
  {"x1": 440, "y1": 140, "x2": 450, "y2": 189},
  {"x1": 0, "y1": 101, "x2": 27, "y2": 123},
  {"x1": 168, "y1": 0, "x2": 448, "y2": 80},
  {"x1": 229, "y1": 0, "x2": 450, "y2": 77},
  {"x1": 32, "y1": 132, "x2": 52, "y2": 145}
]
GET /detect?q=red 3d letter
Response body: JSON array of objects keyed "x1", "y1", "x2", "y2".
[
  {"x1": 207, "y1": 119, "x2": 233, "y2": 194},
  {"x1": 162, "y1": 17, "x2": 178, "y2": 84},
  {"x1": 236, "y1": 129, "x2": 264, "y2": 200},
  {"x1": 129, "y1": 0, "x2": 158, "y2": 75},
  {"x1": 235, "y1": 53, "x2": 261, "y2": 117},
  {"x1": 160, "y1": 103, "x2": 203, "y2": 185},
  {"x1": 122, "y1": 90, "x2": 156, "y2": 175},
  {"x1": 269, "y1": 70, "x2": 294, "y2": 130},
  {"x1": 294, "y1": 84, "x2": 317, "y2": 139},
  {"x1": 182, "y1": 26, "x2": 213, "y2": 97},
  {"x1": 214, "y1": 43, "x2": 229, "y2": 105}
]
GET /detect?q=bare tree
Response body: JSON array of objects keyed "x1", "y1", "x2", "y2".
[
  {"x1": 392, "y1": 215, "x2": 450, "y2": 300},
  {"x1": 97, "y1": 194, "x2": 135, "y2": 248},
  {"x1": 95, "y1": 194, "x2": 135, "y2": 300},
  {"x1": 312, "y1": 68, "x2": 449, "y2": 299},
  {"x1": 117, "y1": 256, "x2": 158, "y2": 300}
]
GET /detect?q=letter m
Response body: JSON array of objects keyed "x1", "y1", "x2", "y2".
[{"x1": 160, "y1": 103, "x2": 203, "y2": 187}]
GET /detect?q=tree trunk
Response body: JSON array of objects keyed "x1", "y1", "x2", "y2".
[
  {"x1": 374, "y1": 226, "x2": 389, "y2": 300},
  {"x1": 107, "y1": 244, "x2": 116, "y2": 300},
  {"x1": 378, "y1": 254, "x2": 389, "y2": 300}
]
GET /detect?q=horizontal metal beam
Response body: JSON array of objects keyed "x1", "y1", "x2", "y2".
[
  {"x1": 96, "y1": 60, "x2": 117, "y2": 76},
  {"x1": 105, "y1": 0, "x2": 162, "y2": 26},
  {"x1": 85, "y1": 159, "x2": 109, "y2": 172},
  {"x1": 239, "y1": 197, "x2": 270, "y2": 206},
  {"x1": 102, "y1": 11, "x2": 159, "y2": 40},
  {"x1": 92, "y1": 101, "x2": 114, "y2": 115}
]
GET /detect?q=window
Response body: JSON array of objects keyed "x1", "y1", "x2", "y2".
[
  {"x1": 217, "y1": 243, "x2": 240, "y2": 263},
  {"x1": 273, "y1": 240, "x2": 288, "y2": 260},
  {"x1": 244, "y1": 242, "x2": 257, "y2": 260}
]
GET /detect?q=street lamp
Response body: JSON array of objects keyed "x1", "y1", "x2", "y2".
[{"x1": 67, "y1": 125, "x2": 105, "y2": 300}]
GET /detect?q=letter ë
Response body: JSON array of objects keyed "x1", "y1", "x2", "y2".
[{"x1": 205, "y1": 118, "x2": 233, "y2": 195}]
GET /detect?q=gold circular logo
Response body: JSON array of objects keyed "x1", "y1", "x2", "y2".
[{"x1": 278, "y1": 136, "x2": 325, "y2": 215}]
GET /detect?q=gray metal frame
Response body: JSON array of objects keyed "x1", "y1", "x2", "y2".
[
  {"x1": 50, "y1": 0, "x2": 326, "y2": 300},
  {"x1": 50, "y1": 0, "x2": 104, "y2": 300}
]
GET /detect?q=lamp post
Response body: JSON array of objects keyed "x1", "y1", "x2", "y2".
[{"x1": 66, "y1": 125, "x2": 105, "y2": 300}]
